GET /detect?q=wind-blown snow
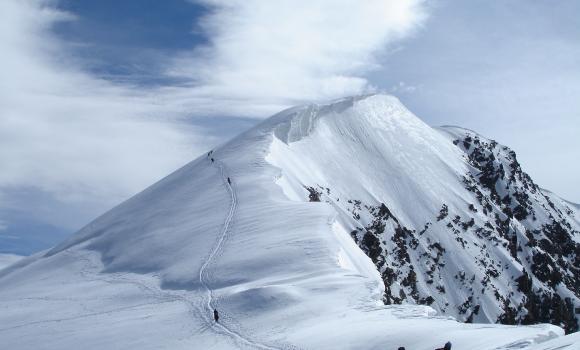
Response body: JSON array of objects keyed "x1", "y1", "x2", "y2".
[{"x1": 0, "y1": 94, "x2": 576, "y2": 349}]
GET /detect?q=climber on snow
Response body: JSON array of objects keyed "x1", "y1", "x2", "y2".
[
  {"x1": 227, "y1": 177, "x2": 231, "y2": 185},
  {"x1": 435, "y1": 341, "x2": 452, "y2": 350},
  {"x1": 214, "y1": 308, "x2": 219, "y2": 322}
]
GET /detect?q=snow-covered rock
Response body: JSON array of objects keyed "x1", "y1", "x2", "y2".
[{"x1": 0, "y1": 94, "x2": 577, "y2": 349}]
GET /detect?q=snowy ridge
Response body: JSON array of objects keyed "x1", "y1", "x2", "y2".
[
  {"x1": 200, "y1": 157, "x2": 282, "y2": 350},
  {"x1": 0, "y1": 94, "x2": 577, "y2": 349},
  {"x1": 267, "y1": 95, "x2": 578, "y2": 332},
  {"x1": 272, "y1": 95, "x2": 374, "y2": 144}
]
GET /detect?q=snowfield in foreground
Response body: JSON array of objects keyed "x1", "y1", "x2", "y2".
[{"x1": 0, "y1": 94, "x2": 578, "y2": 349}]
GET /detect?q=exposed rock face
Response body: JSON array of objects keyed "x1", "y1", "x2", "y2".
[
  {"x1": 447, "y1": 129, "x2": 579, "y2": 333},
  {"x1": 305, "y1": 127, "x2": 579, "y2": 333}
]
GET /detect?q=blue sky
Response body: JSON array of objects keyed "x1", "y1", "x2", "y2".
[
  {"x1": 53, "y1": 0, "x2": 208, "y2": 84},
  {"x1": 0, "y1": 0, "x2": 578, "y2": 255}
]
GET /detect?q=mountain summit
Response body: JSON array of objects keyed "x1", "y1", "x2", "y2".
[{"x1": 0, "y1": 94, "x2": 578, "y2": 349}]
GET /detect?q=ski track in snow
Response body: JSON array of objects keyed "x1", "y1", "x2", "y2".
[
  {"x1": 0, "y1": 156, "x2": 290, "y2": 349},
  {"x1": 200, "y1": 155, "x2": 284, "y2": 350}
]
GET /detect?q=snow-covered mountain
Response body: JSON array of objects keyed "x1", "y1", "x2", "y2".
[
  {"x1": 0, "y1": 94, "x2": 578, "y2": 349},
  {"x1": 266, "y1": 94, "x2": 579, "y2": 333}
]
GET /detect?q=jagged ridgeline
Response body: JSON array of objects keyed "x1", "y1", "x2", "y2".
[{"x1": 304, "y1": 128, "x2": 579, "y2": 333}]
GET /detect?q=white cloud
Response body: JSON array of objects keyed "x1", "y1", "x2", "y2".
[
  {"x1": 167, "y1": 0, "x2": 427, "y2": 117},
  {"x1": 0, "y1": 0, "x2": 427, "y2": 243},
  {"x1": 0, "y1": 0, "x2": 212, "y2": 214},
  {"x1": 390, "y1": 81, "x2": 418, "y2": 93}
]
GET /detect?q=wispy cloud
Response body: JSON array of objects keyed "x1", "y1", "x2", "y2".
[
  {"x1": 166, "y1": 0, "x2": 427, "y2": 117},
  {"x1": 0, "y1": 0, "x2": 213, "y2": 231},
  {"x1": 0, "y1": 0, "x2": 427, "y2": 251}
]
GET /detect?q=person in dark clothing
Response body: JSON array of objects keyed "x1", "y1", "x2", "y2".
[
  {"x1": 213, "y1": 308, "x2": 219, "y2": 322},
  {"x1": 211, "y1": 158, "x2": 215, "y2": 163},
  {"x1": 436, "y1": 341, "x2": 452, "y2": 350},
  {"x1": 227, "y1": 177, "x2": 231, "y2": 185}
]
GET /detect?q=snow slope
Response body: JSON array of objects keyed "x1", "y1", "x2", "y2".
[
  {"x1": 0, "y1": 94, "x2": 577, "y2": 349},
  {"x1": 0, "y1": 254, "x2": 22, "y2": 271},
  {"x1": 267, "y1": 95, "x2": 579, "y2": 332}
]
